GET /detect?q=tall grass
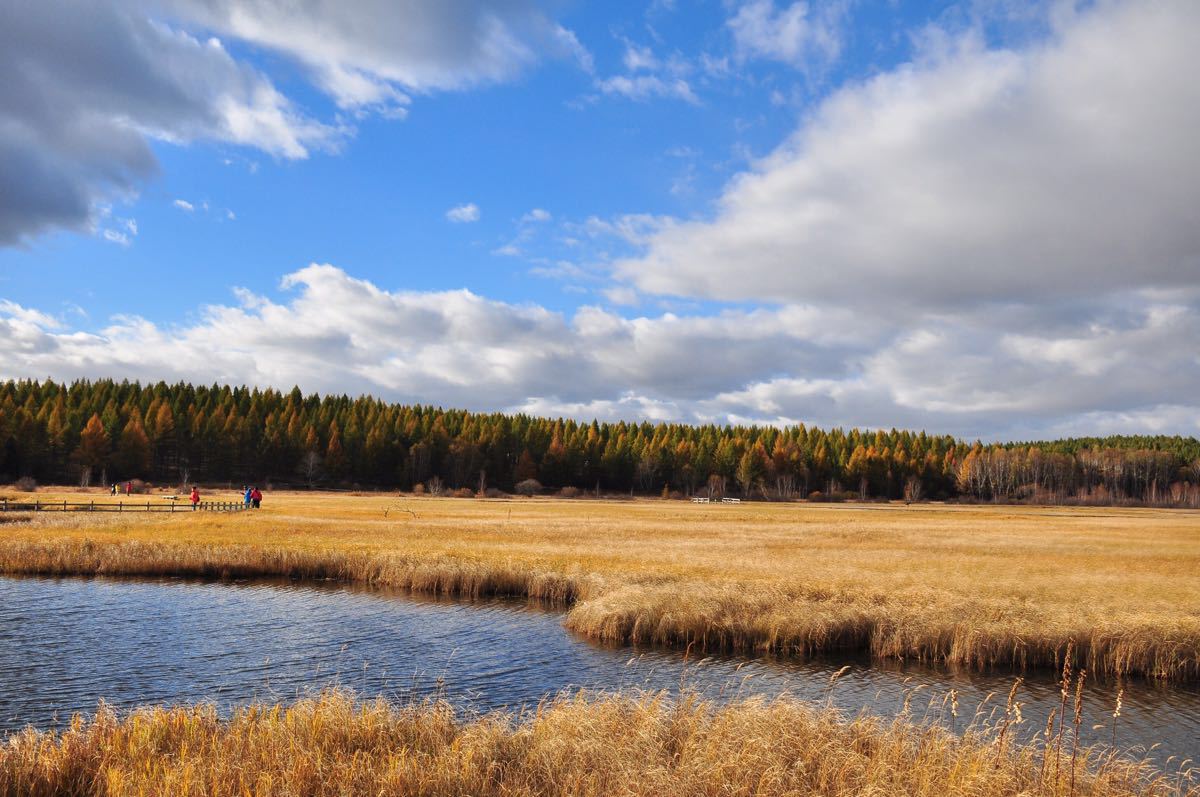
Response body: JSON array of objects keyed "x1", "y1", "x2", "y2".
[
  {"x1": 1, "y1": 690, "x2": 1191, "y2": 797},
  {"x1": 1, "y1": 493, "x2": 1198, "y2": 681}
]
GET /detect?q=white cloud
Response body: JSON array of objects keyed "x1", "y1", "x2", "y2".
[
  {"x1": 0, "y1": 0, "x2": 586, "y2": 245},
  {"x1": 622, "y1": 41, "x2": 660, "y2": 72},
  {"x1": 446, "y1": 203, "x2": 481, "y2": 223},
  {"x1": 0, "y1": 265, "x2": 1195, "y2": 439},
  {"x1": 173, "y1": 199, "x2": 196, "y2": 212},
  {"x1": 158, "y1": 0, "x2": 591, "y2": 111},
  {"x1": 728, "y1": 0, "x2": 846, "y2": 71},
  {"x1": 0, "y1": 1, "x2": 337, "y2": 245},
  {"x1": 596, "y1": 74, "x2": 699, "y2": 104},
  {"x1": 593, "y1": 37, "x2": 699, "y2": 106},
  {"x1": 522, "y1": 208, "x2": 552, "y2": 223},
  {"x1": 619, "y1": 0, "x2": 1200, "y2": 312}
]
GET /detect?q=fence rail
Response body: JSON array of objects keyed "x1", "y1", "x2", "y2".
[{"x1": 0, "y1": 499, "x2": 247, "y2": 513}]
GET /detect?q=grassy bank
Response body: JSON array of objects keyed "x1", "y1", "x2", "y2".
[
  {"x1": 1, "y1": 491, "x2": 1198, "y2": 680},
  {"x1": 1, "y1": 690, "x2": 1190, "y2": 797}
]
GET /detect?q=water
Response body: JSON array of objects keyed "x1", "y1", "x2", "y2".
[{"x1": 0, "y1": 576, "x2": 1196, "y2": 768}]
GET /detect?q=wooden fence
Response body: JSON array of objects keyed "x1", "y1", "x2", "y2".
[{"x1": 0, "y1": 499, "x2": 246, "y2": 513}]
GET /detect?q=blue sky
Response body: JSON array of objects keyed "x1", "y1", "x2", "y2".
[{"x1": 2, "y1": 0, "x2": 1198, "y2": 440}]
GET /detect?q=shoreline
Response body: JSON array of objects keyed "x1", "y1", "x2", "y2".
[{"x1": 1, "y1": 531, "x2": 1196, "y2": 683}]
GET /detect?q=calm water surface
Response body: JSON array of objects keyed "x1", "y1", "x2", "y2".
[{"x1": 0, "y1": 576, "x2": 1196, "y2": 768}]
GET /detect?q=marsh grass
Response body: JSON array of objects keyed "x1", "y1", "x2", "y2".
[
  {"x1": 1, "y1": 491, "x2": 1198, "y2": 681},
  {"x1": 1, "y1": 690, "x2": 1192, "y2": 797}
]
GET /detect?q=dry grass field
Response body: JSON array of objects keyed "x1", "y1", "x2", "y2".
[
  {"x1": 1, "y1": 689, "x2": 1192, "y2": 797},
  {"x1": 1, "y1": 489, "x2": 1197, "y2": 682}
]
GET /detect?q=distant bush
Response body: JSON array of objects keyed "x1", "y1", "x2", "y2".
[
  {"x1": 411, "y1": 483, "x2": 426, "y2": 495},
  {"x1": 14, "y1": 477, "x2": 36, "y2": 493},
  {"x1": 515, "y1": 479, "x2": 542, "y2": 496},
  {"x1": 128, "y1": 479, "x2": 151, "y2": 495},
  {"x1": 451, "y1": 487, "x2": 474, "y2": 498},
  {"x1": 668, "y1": 490, "x2": 684, "y2": 501},
  {"x1": 558, "y1": 486, "x2": 580, "y2": 498},
  {"x1": 483, "y1": 488, "x2": 508, "y2": 499}
]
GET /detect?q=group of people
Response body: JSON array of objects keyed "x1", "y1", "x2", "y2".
[
  {"x1": 242, "y1": 485, "x2": 263, "y2": 509},
  {"x1": 109, "y1": 482, "x2": 132, "y2": 496},
  {"x1": 184, "y1": 485, "x2": 263, "y2": 510}
]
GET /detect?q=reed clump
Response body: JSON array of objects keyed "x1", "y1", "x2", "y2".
[
  {"x1": 0, "y1": 690, "x2": 1189, "y2": 797},
  {"x1": 1, "y1": 492, "x2": 1198, "y2": 681}
]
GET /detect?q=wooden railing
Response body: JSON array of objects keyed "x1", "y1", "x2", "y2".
[{"x1": 0, "y1": 499, "x2": 247, "y2": 513}]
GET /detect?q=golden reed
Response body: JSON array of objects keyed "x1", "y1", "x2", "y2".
[{"x1": 1, "y1": 690, "x2": 1192, "y2": 797}]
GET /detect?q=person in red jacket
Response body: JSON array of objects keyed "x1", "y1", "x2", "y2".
[
  {"x1": 190, "y1": 486, "x2": 200, "y2": 511},
  {"x1": 125, "y1": 481, "x2": 132, "y2": 496},
  {"x1": 250, "y1": 487, "x2": 262, "y2": 509}
]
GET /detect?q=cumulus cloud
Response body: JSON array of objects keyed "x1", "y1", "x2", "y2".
[
  {"x1": 0, "y1": 0, "x2": 586, "y2": 246},
  {"x1": 1, "y1": 265, "x2": 1196, "y2": 439},
  {"x1": 446, "y1": 203, "x2": 481, "y2": 223},
  {"x1": 0, "y1": 1, "x2": 336, "y2": 246},
  {"x1": 620, "y1": 0, "x2": 1200, "y2": 311},
  {"x1": 157, "y1": 0, "x2": 590, "y2": 110}
]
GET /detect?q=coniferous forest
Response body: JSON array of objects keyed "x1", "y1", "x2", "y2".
[{"x1": 1, "y1": 379, "x2": 1198, "y2": 506}]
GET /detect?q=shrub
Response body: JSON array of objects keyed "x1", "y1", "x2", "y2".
[
  {"x1": 14, "y1": 477, "x2": 36, "y2": 493},
  {"x1": 558, "y1": 486, "x2": 580, "y2": 498},
  {"x1": 451, "y1": 487, "x2": 474, "y2": 498},
  {"x1": 129, "y1": 479, "x2": 151, "y2": 495},
  {"x1": 514, "y1": 479, "x2": 542, "y2": 496},
  {"x1": 411, "y1": 483, "x2": 426, "y2": 495},
  {"x1": 483, "y1": 488, "x2": 508, "y2": 499}
]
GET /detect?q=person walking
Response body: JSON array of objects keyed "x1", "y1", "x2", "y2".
[
  {"x1": 110, "y1": 483, "x2": 117, "y2": 496},
  {"x1": 250, "y1": 486, "x2": 262, "y2": 509},
  {"x1": 190, "y1": 486, "x2": 200, "y2": 511},
  {"x1": 125, "y1": 481, "x2": 132, "y2": 496},
  {"x1": 243, "y1": 485, "x2": 253, "y2": 509}
]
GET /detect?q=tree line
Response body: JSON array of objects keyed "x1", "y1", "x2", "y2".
[{"x1": 1, "y1": 379, "x2": 1197, "y2": 506}]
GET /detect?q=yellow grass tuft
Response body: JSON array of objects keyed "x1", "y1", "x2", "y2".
[{"x1": 1, "y1": 690, "x2": 1192, "y2": 797}]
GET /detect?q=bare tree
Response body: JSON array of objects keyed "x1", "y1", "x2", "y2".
[
  {"x1": 299, "y1": 451, "x2": 323, "y2": 488},
  {"x1": 427, "y1": 475, "x2": 444, "y2": 497},
  {"x1": 774, "y1": 473, "x2": 797, "y2": 500},
  {"x1": 903, "y1": 476, "x2": 923, "y2": 504},
  {"x1": 705, "y1": 473, "x2": 725, "y2": 499},
  {"x1": 635, "y1": 454, "x2": 657, "y2": 493}
]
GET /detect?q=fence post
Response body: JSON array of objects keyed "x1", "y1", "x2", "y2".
[
  {"x1": 64, "y1": 500, "x2": 68, "y2": 511},
  {"x1": 90, "y1": 500, "x2": 94, "y2": 512},
  {"x1": 35, "y1": 500, "x2": 40, "y2": 512}
]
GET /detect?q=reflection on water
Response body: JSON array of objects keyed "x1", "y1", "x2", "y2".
[{"x1": 0, "y1": 576, "x2": 1196, "y2": 767}]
